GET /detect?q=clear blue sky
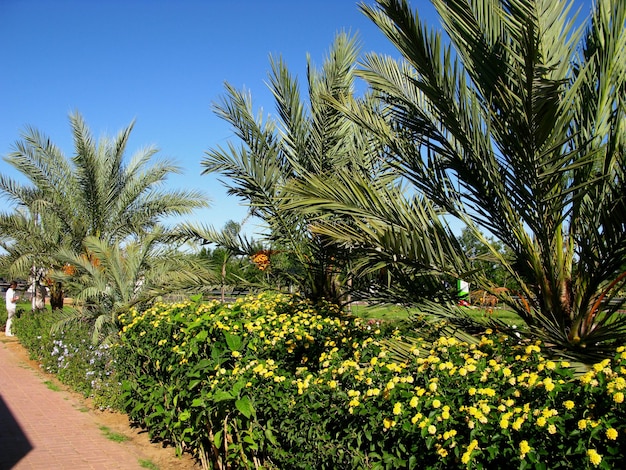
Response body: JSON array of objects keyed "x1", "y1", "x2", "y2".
[{"x1": 0, "y1": 0, "x2": 592, "y2": 240}]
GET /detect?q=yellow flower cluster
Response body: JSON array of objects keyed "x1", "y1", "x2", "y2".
[
  {"x1": 519, "y1": 440, "x2": 531, "y2": 459},
  {"x1": 587, "y1": 449, "x2": 602, "y2": 466}
]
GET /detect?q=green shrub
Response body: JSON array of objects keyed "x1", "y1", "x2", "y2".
[
  {"x1": 1, "y1": 300, "x2": 28, "y2": 333},
  {"x1": 12, "y1": 311, "x2": 123, "y2": 410},
  {"x1": 118, "y1": 292, "x2": 626, "y2": 469}
]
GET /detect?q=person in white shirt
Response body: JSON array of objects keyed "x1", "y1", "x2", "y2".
[{"x1": 5, "y1": 281, "x2": 19, "y2": 336}]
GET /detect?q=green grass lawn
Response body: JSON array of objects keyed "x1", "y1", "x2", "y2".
[
  {"x1": 350, "y1": 302, "x2": 526, "y2": 327},
  {"x1": 349, "y1": 303, "x2": 412, "y2": 322}
]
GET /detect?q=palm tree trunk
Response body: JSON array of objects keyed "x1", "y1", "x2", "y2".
[{"x1": 50, "y1": 281, "x2": 64, "y2": 311}]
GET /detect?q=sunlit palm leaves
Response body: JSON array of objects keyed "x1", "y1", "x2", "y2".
[
  {"x1": 51, "y1": 233, "x2": 217, "y2": 344},
  {"x1": 0, "y1": 111, "x2": 207, "y2": 277},
  {"x1": 202, "y1": 32, "x2": 387, "y2": 303},
  {"x1": 293, "y1": 0, "x2": 625, "y2": 359}
]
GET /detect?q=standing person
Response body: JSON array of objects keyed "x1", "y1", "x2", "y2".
[{"x1": 5, "y1": 281, "x2": 19, "y2": 336}]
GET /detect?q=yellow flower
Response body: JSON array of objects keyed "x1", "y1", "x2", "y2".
[
  {"x1": 587, "y1": 449, "x2": 602, "y2": 467},
  {"x1": 461, "y1": 439, "x2": 479, "y2": 464},
  {"x1": 606, "y1": 428, "x2": 618, "y2": 440},
  {"x1": 231, "y1": 350, "x2": 241, "y2": 358},
  {"x1": 536, "y1": 416, "x2": 547, "y2": 427},
  {"x1": 614, "y1": 392, "x2": 624, "y2": 403},
  {"x1": 519, "y1": 440, "x2": 531, "y2": 459},
  {"x1": 383, "y1": 417, "x2": 396, "y2": 429},
  {"x1": 512, "y1": 417, "x2": 525, "y2": 431},
  {"x1": 428, "y1": 425, "x2": 437, "y2": 435},
  {"x1": 563, "y1": 400, "x2": 575, "y2": 410},
  {"x1": 432, "y1": 399, "x2": 441, "y2": 409},
  {"x1": 548, "y1": 424, "x2": 557, "y2": 434},
  {"x1": 578, "y1": 419, "x2": 588, "y2": 430},
  {"x1": 409, "y1": 396, "x2": 419, "y2": 408},
  {"x1": 393, "y1": 402, "x2": 403, "y2": 415}
]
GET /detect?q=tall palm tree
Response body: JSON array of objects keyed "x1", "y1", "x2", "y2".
[
  {"x1": 201, "y1": 32, "x2": 388, "y2": 304},
  {"x1": 295, "y1": 0, "x2": 625, "y2": 359},
  {"x1": 0, "y1": 112, "x2": 208, "y2": 304}
]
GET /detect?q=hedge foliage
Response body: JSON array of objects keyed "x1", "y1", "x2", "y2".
[
  {"x1": 118, "y1": 293, "x2": 626, "y2": 469},
  {"x1": 12, "y1": 310, "x2": 123, "y2": 409}
]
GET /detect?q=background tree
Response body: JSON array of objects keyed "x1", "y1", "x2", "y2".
[
  {"x1": 200, "y1": 32, "x2": 389, "y2": 305},
  {"x1": 458, "y1": 227, "x2": 517, "y2": 290},
  {"x1": 0, "y1": 112, "x2": 208, "y2": 308},
  {"x1": 184, "y1": 219, "x2": 260, "y2": 301}
]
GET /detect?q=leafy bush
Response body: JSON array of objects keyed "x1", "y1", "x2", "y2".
[
  {"x1": 119, "y1": 292, "x2": 626, "y2": 469},
  {"x1": 12, "y1": 311, "x2": 123, "y2": 410}
]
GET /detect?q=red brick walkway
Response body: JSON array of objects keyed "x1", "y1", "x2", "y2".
[{"x1": 0, "y1": 336, "x2": 149, "y2": 470}]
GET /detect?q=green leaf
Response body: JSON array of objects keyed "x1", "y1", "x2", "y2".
[
  {"x1": 224, "y1": 331, "x2": 242, "y2": 351},
  {"x1": 213, "y1": 429, "x2": 223, "y2": 448},
  {"x1": 243, "y1": 435, "x2": 258, "y2": 451},
  {"x1": 179, "y1": 410, "x2": 191, "y2": 421},
  {"x1": 211, "y1": 347, "x2": 224, "y2": 361},
  {"x1": 194, "y1": 330, "x2": 208, "y2": 342},
  {"x1": 232, "y1": 380, "x2": 246, "y2": 396},
  {"x1": 265, "y1": 428, "x2": 278, "y2": 446},
  {"x1": 213, "y1": 390, "x2": 234, "y2": 402},
  {"x1": 235, "y1": 396, "x2": 255, "y2": 419},
  {"x1": 191, "y1": 398, "x2": 205, "y2": 407}
]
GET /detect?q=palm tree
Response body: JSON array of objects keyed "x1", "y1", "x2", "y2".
[
  {"x1": 0, "y1": 206, "x2": 72, "y2": 310},
  {"x1": 294, "y1": 0, "x2": 625, "y2": 360},
  {"x1": 201, "y1": 32, "x2": 388, "y2": 304},
  {"x1": 52, "y1": 232, "x2": 218, "y2": 343},
  {"x1": 0, "y1": 111, "x2": 208, "y2": 306}
]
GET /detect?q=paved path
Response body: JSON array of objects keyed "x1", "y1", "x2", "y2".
[{"x1": 0, "y1": 336, "x2": 150, "y2": 470}]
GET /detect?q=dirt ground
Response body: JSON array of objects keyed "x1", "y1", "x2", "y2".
[{"x1": 3, "y1": 338, "x2": 201, "y2": 470}]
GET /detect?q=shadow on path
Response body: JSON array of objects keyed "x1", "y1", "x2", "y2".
[{"x1": 0, "y1": 394, "x2": 32, "y2": 469}]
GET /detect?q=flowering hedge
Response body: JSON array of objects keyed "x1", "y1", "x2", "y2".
[
  {"x1": 118, "y1": 293, "x2": 626, "y2": 469},
  {"x1": 12, "y1": 311, "x2": 122, "y2": 409}
]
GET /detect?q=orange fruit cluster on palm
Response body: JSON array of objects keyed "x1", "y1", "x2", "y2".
[
  {"x1": 62, "y1": 263, "x2": 77, "y2": 276},
  {"x1": 251, "y1": 251, "x2": 271, "y2": 271}
]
